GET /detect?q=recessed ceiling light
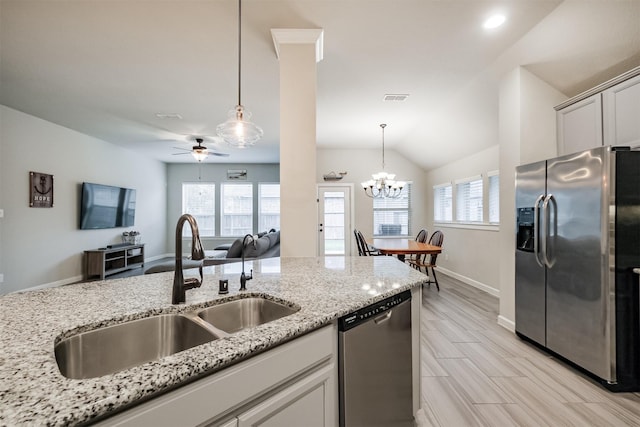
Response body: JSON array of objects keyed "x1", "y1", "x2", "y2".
[{"x1": 483, "y1": 14, "x2": 506, "y2": 29}]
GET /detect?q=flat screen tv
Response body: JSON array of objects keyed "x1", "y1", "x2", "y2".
[{"x1": 80, "y1": 182, "x2": 136, "y2": 229}]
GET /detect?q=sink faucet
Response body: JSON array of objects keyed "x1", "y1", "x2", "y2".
[
  {"x1": 240, "y1": 234, "x2": 255, "y2": 291},
  {"x1": 172, "y1": 214, "x2": 205, "y2": 304}
]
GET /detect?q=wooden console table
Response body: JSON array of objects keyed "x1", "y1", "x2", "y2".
[{"x1": 85, "y1": 244, "x2": 145, "y2": 280}]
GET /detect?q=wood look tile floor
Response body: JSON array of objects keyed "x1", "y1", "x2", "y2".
[{"x1": 418, "y1": 275, "x2": 640, "y2": 427}]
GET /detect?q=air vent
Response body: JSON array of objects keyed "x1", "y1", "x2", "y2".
[
  {"x1": 155, "y1": 113, "x2": 183, "y2": 119},
  {"x1": 383, "y1": 94, "x2": 409, "y2": 101}
]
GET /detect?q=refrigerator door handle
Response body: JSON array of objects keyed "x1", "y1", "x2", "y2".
[
  {"x1": 533, "y1": 194, "x2": 545, "y2": 267},
  {"x1": 542, "y1": 194, "x2": 557, "y2": 268}
]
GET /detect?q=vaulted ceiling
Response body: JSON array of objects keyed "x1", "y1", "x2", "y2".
[{"x1": 2, "y1": 1, "x2": 639, "y2": 170}]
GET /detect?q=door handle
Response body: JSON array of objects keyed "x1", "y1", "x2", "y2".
[
  {"x1": 533, "y1": 194, "x2": 545, "y2": 267},
  {"x1": 542, "y1": 194, "x2": 556, "y2": 268}
]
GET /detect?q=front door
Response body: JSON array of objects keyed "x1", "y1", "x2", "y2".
[{"x1": 317, "y1": 185, "x2": 352, "y2": 256}]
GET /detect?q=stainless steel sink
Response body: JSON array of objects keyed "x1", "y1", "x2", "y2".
[
  {"x1": 55, "y1": 314, "x2": 221, "y2": 379},
  {"x1": 197, "y1": 297, "x2": 300, "y2": 333}
]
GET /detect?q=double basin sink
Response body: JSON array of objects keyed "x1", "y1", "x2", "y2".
[{"x1": 55, "y1": 297, "x2": 300, "y2": 379}]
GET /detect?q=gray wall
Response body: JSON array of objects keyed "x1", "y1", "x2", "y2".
[
  {"x1": 0, "y1": 106, "x2": 167, "y2": 293},
  {"x1": 166, "y1": 163, "x2": 279, "y2": 252},
  {"x1": 316, "y1": 148, "x2": 428, "y2": 241},
  {"x1": 424, "y1": 145, "x2": 500, "y2": 295}
]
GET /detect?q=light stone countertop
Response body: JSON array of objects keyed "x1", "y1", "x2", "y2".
[{"x1": 0, "y1": 256, "x2": 426, "y2": 426}]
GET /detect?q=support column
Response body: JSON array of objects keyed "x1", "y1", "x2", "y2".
[{"x1": 271, "y1": 29, "x2": 323, "y2": 257}]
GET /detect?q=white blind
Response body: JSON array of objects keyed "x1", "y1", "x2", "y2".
[
  {"x1": 456, "y1": 177, "x2": 483, "y2": 222},
  {"x1": 373, "y1": 183, "x2": 411, "y2": 236},
  {"x1": 221, "y1": 183, "x2": 253, "y2": 236},
  {"x1": 258, "y1": 183, "x2": 280, "y2": 231},
  {"x1": 488, "y1": 172, "x2": 500, "y2": 223},
  {"x1": 433, "y1": 184, "x2": 452, "y2": 222},
  {"x1": 182, "y1": 183, "x2": 215, "y2": 237}
]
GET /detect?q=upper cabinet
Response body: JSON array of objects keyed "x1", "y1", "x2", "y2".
[
  {"x1": 603, "y1": 73, "x2": 640, "y2": 147},
  {"x1": 556, "y1": 94, "x2": 603, "y2": 156},
  {"x1": 556, "y1": 67, "x2": 640, "y2": 156}
]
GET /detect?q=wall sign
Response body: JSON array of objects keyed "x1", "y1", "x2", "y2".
[{"x1": 30, "y1": 171, "x2": 54, "y2": 208}]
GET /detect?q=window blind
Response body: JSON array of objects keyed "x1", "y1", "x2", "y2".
[
  {"x1": 373, "y1": 183, "x2": 411, "y2": 236},
  {"x1": 182, "y1": 183, "x2": 215, "y2": 237},
  {"x1": 258, "y1": 183, "x2": 280, "y2": 231},
  {"x1": 488, "y1": 172, "x2": 499, "y2": 224},
  {"x1": 221, "y1": 183, "x2": 253, "y2": 236},
  {"x1": 433, "y1": 184, "x2": 452, "y2": 222},
  {"x1": 456, "y1": 177, "x2": 483, "y2": 222}
]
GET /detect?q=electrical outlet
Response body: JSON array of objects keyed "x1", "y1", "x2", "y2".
[
  {"x1": 0, "y1": 209, "x2": 4, "y2": 218},
  {"x1": 445, "y1": 253, "x2": 449, "y2": 261},
  {"x1": 0, "y1": 273, "x2": 4, "y2": 283}
]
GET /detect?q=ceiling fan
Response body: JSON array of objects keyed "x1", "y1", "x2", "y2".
[{"x1": 173, "y1": 136, "x2": 230, "y2": 162}]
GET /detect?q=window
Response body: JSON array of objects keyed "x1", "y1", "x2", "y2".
[
  {"x1": 373, "y1": 183, "x2": 411, "y2": 236},
  {"x1": 221, "y1": 183, "x2": 253, "y2": 236},
  {"x1": 259, "y1": 183, "x2": 280, "y2": 231},
  {"x1": 488, "y1": 171, "x2": 500, "y2": 223},
  {"x1": 433, "y1": 184, "x2": 452, "y2": 222},
  {"x1": 456, "y1": 176, "x2": 483, "y2": 223},
  {"x1": 182, "y1": 183, "x2": 215, "y2": 237}
]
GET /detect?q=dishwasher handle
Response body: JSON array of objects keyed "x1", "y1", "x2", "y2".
[{"x1": 373, "y1": 311, "x2": 392, "y2": 325}]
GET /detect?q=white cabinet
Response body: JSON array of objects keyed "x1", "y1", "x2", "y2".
[
  {"x1": 603, "y1": 73, "x2": 640, "y2": 147},
  {"x1": 556, "y1": 67, "x2": 640, "y2": 156},
  {"x1": 96, "y1": 325, "x2": 338, "y2": 427},
  {"x1": 556, "y1": 94, "x2": 603, "y2": 155},
  {"x1": 237, "y1": 364, "x2": 334, "y2": 427}
]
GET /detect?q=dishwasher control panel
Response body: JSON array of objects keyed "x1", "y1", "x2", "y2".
[{"x1": 339, "y1": 289, "x2": 411, "y2": 331}]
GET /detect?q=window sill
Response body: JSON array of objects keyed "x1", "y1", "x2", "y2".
[{"x1": 433, "y1": 222, "x2": 499, "y2": 232}]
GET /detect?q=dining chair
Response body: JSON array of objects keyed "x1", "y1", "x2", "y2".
[
  {"x1": 354, "y1": 229, "x2": 382, "y2": 256},
  {"x1": 409, "y1": 230, "x2": 444, "y2": 291},
  {"x1": 405, "y1": 229, "x2": 427, "y2": 264}
]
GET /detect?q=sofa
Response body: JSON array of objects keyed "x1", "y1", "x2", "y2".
[
  {"x1": 143, "y1": 230, "x2": 280, "y2": 274},
  {"x1": 203, "y1": 230, "x2": 280, "y2": 266}
]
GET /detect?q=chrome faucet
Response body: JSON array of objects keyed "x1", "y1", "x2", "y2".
[
  {"x1": 240, "y1": 234, "x2": 255, "y2": 291},
  {"x1": 172, "y1": 214, "x2": 205, "y2": 304}
]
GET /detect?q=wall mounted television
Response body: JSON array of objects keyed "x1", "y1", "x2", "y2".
[{"x1": 80, "y1": 182, "x2": 136, "y2": 229}]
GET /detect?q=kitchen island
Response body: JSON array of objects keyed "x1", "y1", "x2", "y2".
[{"x1": 0, "y1": 256, "x2": 425, "y2": 426}]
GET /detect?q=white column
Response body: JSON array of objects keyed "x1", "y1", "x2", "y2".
[{"x1": 271, "y1": 29, "x2": 323, "y2": 257}]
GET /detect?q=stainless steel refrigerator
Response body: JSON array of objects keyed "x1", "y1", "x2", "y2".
[{"x1": 515, "y1": 146, "x2": 640, "y2": 391}]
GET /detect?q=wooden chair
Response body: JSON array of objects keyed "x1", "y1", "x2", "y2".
[
  {"x1": 354, "y1": 229, "x2": 382, "y2": 256},
  {"x1": 405, "y1": 229, "x2": 427, "y2": 264},
  {"x1": 409, "y1": 230, "x2": 444, "y2": 291}
]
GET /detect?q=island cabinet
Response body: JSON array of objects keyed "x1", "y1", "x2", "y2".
[
  {"x1": 95, "y1": 324, "x2": 338, "y2": 427},
  {"x1": 556, "y1": 66, "x2": 640, "y2": 156},
  {"x1": 85, "y1": 244, "x2": 145, "y2": 280}
]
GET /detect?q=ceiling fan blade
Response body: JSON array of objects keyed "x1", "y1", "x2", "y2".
[
  {"x1": 172, "y1": 152, "x2": 191, "y2": 156},
  {"x1": 172, "y1": 146, "x2": 192, "y2": 152},
  {"x1": 207, "y1": 151, "x2": 230, "y2": 157}
]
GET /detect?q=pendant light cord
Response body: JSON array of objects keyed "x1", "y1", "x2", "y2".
[{"x1": 237, "y1": 0, "x2": 242, "y2": 107}]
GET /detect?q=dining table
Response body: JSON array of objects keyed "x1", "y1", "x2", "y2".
[{"x1": 368, "y1": 238, "x2": 442, "y2": 262}]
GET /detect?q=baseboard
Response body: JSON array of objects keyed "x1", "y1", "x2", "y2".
[
  {"x1": 497, "y1": 315, "x2": 516, "y2": 332},
  {"x1": 13, "y1": 275, "x2": 85, "y2": 294},
  {"x1": 11, "y1": 253, "x2": 173, "y2": 294},
  {"x1": 438, "y1": 267, "x2": 500, "y2": 297}
]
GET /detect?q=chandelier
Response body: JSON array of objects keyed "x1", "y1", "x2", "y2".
[
  {"x1": 216, "y1": 0, "x2": 263, "y2": 148},
  {"x1": 361, "y1": 124, "x2": 406, "y2": 198}
]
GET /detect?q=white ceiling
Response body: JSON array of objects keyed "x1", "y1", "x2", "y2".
[{"x1": 2, "y1": 1, "x2": 640, "y2": 170}]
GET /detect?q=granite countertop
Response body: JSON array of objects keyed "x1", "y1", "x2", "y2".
[{"x1": 0, "y1": 256, "x2": 426, "y2": 426}]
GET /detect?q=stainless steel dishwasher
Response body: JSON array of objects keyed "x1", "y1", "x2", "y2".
[{"x1": 338, "y1": 289, "x2": 413, "y2": 427}]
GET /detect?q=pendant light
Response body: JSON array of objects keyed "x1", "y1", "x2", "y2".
[
  {"x1": 361, "y1": 124, "x2": 406, "y2": 198},
  {"x1": 216, "y1": 0, "x2": 263, "y2": 148}
]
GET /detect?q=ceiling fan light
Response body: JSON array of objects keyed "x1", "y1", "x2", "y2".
[
  {"x1": 191, "y1": 150, "x2": 208, "y2": 162},
  {"x1": 216, "y1": 105, "x2": 263, "y2": 148}
]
